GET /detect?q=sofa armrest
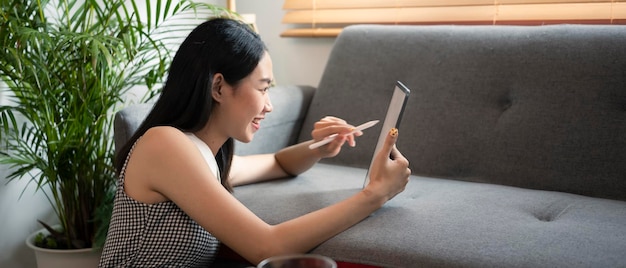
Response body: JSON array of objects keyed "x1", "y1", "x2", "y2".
[{"x1": 113, "y1": 103, "x2": 154, "y2": 156}]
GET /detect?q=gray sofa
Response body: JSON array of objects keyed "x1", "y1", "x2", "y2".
[{"x1": 114, "y1": 24, "x2": 626, "y2": 267}]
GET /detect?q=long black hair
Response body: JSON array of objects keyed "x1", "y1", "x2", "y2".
[{"x1": 115, "y1": 18, "x2": 267, "y2": 192}]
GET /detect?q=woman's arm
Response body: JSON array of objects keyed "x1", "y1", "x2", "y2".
[
  {"x1": 229, "y1": 141, "x2": 317, "y2": 186},
  {"x1": 229, "y1": 116, "x2": 364, "y2": 186},
  {"x1": 128, "y1": 126, "x2": 409, "y2": 265}
]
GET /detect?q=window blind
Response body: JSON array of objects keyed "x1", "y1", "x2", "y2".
[{"x1": 281, "y1": 0, "x2": 626, "y2": 37}]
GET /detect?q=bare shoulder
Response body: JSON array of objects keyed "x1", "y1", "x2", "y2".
[
  {"x1": 136, "y1": 126, "x2": 193, "y2": 156},
  {"x1": 124, "y1": 126, "x2": 204, "y2": 203},
  {"x1": 141, "y1": 126, "x2": 186, "y2": 145},
  {"x1": 127, "y1": 126, "x2": 200, "y2": 178}
]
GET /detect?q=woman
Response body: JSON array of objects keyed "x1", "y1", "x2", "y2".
[{"x1": 99, "y1": 18, "x2": 410, "y2": 267}]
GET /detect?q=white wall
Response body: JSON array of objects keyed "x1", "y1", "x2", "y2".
[
  {"x1": 236, "y1": 0, "x2": 335, "y2": 87},
  {"x1": 0, "y1": 1, "x2": 333, "y2": 267},
  {"x1": 0, "y1": 169, "x2": 58, "y2": 268}
]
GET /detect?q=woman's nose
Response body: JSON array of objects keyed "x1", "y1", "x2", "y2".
[{"x1": 264, "y1": 97, "x2": 273, "y2": 112}]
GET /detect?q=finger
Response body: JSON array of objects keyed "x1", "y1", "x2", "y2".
[
  {"x1": 332, "y1": 135, "x2": 348, "y2": 148},
  {"x1": 314, "y1": 116, "x2": 346, "y2": 129},
  {"x1": 389, "y1": 145, "x2": 409, "y2": 165},
  {"x1": 312, "y1": 124, "x2": 355, "y2": 140},
  {"x1": 323, "y1": 135, "x2": 347, "y2": 154},
  {"x1": 347, "y1": 134, "x2": 356, "y2": 147},
  {"x1": 337, "y1": 126, "x2": 363, "y2": 147},
  {"x1": 320, "y1": 116, "x2": 346, "y2": 124},
  {"x1": 348, "y1": 129, "x2": 364, "y2": 147},
  {"x1": 375, "y1": 128, "x2": 398, "y2": 161}
]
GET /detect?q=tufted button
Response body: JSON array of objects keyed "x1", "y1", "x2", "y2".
[
  {"x1": 498, "y1": 95, "x2": 513, "y2": 112},
  {"x1": 531, "y1": 200, "x2": 573, "y2": 222}
]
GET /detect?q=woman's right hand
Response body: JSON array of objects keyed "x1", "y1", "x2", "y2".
[{"x1": 364, "y1": 128, "x2": 411, "y2": 202}]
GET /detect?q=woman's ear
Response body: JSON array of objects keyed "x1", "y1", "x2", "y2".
[{"x1": 211, "y1": 73, "x2": 224, "y2": 102}]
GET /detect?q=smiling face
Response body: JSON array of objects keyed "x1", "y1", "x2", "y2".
[{"x1": 209, "y1": 51, "x2": 274, "y2": 144}]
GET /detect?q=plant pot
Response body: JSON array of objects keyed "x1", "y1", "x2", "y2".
[{"x1": 25, "y1": 228, "x2": 102, "y2": 268}]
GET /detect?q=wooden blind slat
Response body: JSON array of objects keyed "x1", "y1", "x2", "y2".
[
  {"x1": 283, "y1": 6, "x2": 493, "y2": 24},
  {"x1": 281, "y1": 28, "x2": 343, "y2": 37},
  {"x1": 283, "y1": 3, "x2": 626, "y2": 24},
  {"x1": 282, "y1": 0, "x2": 626, "y2": 37},
  {"x1": 284, "y1": 0, "x2": 612, "y2": 10}
]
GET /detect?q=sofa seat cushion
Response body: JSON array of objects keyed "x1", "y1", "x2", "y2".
[{"x1": 233, "y1": 163, "x2": 626, "y2": 268}]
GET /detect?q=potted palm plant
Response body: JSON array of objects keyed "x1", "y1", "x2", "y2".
[{"x1": 0, "y1": 0, "x2": 237, "y2": 266}]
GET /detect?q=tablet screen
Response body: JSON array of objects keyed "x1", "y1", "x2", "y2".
[{"x1": 364, "y1": 81, "x2": 410, "y2": 187}]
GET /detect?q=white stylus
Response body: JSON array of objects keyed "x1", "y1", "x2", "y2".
[{"x1": 308, "y1": 120, "x2": 380, "y2": 150}]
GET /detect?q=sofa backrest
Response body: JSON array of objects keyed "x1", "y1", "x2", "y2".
[{"x1": 298, "y1": 24, "x2": 626, "y2": 201}]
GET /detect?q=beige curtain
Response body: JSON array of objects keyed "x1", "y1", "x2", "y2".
[{"x1": 282, "y1": 0, "x2": 626, "y2": 37}]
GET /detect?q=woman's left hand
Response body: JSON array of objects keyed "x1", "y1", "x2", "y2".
[{"x1": 310, "y1": 116, "x2": 363, "y2": 158}]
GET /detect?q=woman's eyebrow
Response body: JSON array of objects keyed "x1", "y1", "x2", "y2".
[{"x1": 259, "y1": 78, "x2": 274, "y2": 86}]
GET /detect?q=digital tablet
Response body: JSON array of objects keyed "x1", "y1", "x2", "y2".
[{"x1": 363, "y1": 81, "x2": 411, "y2": 187}]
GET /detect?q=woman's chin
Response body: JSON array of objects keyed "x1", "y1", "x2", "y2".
[{"x1": 235, "y1": 134, "x2": 254, "y2": 143}]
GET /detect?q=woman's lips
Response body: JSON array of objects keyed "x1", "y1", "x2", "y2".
[{"x1": 252, "y1": 118, "x2": 262, "y2": 130}]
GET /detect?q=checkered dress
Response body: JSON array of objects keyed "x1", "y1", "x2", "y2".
[{"x1": 99, "y1": 137, "x2": 220, "y2": 267}]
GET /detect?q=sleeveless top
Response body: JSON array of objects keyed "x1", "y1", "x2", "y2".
[{"x1": 99, "y1": 133, "x2": 221, "y2": 267}]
